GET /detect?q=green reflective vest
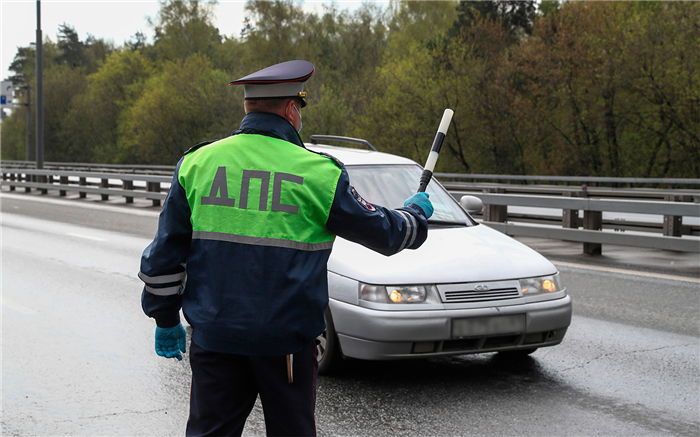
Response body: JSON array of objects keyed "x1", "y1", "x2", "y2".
[{"x1": 178, "y1": 134, "x2": 342, "y2": 251}]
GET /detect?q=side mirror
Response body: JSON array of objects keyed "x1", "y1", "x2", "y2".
[{"x1": 460, "y1": 195, "x2": 483, "y2": 214}]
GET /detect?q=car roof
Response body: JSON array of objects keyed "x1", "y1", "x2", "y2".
[{"x1": 305, "y1": 143, "x2": 418, "y2": 167}]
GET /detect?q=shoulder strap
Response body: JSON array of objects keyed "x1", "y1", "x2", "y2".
[
  {"x1": 184, "y1": 140, "x2": 217, "y2": 156},
  {"x1": 312, "y1": 151, "x2": 345, "y2": 169}
]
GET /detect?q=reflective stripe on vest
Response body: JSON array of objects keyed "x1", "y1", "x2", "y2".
[{"x1": 179, "y1": 134, "x2": 341, "y2": 250}]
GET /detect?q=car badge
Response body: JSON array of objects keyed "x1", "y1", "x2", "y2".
[{"x1": 474, "y1": 285, "x2": 490, "y2": 292}]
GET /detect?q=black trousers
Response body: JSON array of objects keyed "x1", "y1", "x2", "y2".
[{"x1": 186, "y1": 339, "x2": 318, "y2": 437}]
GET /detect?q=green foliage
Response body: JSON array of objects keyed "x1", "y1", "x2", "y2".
[
  {"x1": 120, "y1": 54, "x2": 241, "y2": 164},
  {"x1": 149, "y1": 0, "x2": 222, "y2": 61},
  {"x1": 301, "y1": 84, "x2": 352, "y2": 142},
  {"x1": 0, "y1": 108, "x2": 27, "y2": 160},
  {"x1": 7, "y1": 46, "x2": 35, "y2": 84},
  {"x1": 450, "y1": 0, "x2": 537, "y2": 40},
  {"x1": 239, "y1": 0, "x2": 313, "y2": 69},
  {"x1": 1, "y1": 0, "x2": 697, "y2": 177},
  {"x1": 42, "y1": 64, "x2": 88, "y2": 162},
  {"x1": 57, "y1": 23, "x2": 86, "y2": 68},
  {"x1": 511, "y1": 1, "x2": 700, "y2": 177},
  {"x1": 60, "y1": 50, "x2": 155, "y2": 163},
  {"x1": 57, "y1": 23, "x2": 114, "y2": 73},
  {"x1": 538, "y1": 1, "x2": 560, "y2": 18}
]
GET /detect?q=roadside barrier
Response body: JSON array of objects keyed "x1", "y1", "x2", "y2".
[
  {"x1": 1, "y1": 167, "x2": 170, "y2": 206},
  {"x1": 2, "y1": 162, "x2": 698, "y2": 253}
]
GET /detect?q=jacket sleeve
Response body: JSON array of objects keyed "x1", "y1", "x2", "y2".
[
  {"x1": 326, "y1": 167, "x2": 428, "y2": 256},
  {"x1": 139, "y1": 158, "x2": 192, "y2": 328}
]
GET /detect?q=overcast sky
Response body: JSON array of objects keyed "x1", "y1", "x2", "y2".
[{"x1": 1, "y1": 0, "x2": 379, "y2": 82}]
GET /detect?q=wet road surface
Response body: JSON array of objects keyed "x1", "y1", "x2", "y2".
[{"x1": 2, "y1": 193, "x2": 699, "y2": 436}]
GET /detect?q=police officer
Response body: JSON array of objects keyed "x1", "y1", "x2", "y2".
[{"x1": 139, "y1": 60, "x2": 433, "y2": 437}]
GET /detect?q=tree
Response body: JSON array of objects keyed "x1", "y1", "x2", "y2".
[
  {"x1": 512, "y1": 1, "x2": 700, "y2": 178},
  {"x1": 6, "y1": 46, "x2": 35, "y2": 83},
  {"x1": 360, "y1": 5, "x2": 524, "y2": 175},
  {"x1": 450, "y1": 0, "x2": 537, "y2": 41},
  {"x1": 354, "y1": 41, "x2": 439, "y2": 165},
  {"x1": 241, "y1": 0, "x2": 308, "y2": 67},
  {"x1": 388, "y1": 0, "x2": 458, "y2": 52},
  {"x1": 57, "y1": 23, "x2": 86, "y2": 68},
  {"x1": 120, "y1": 54, "x2": 243, "y2": 164},
  {"x1": 125, "y1": 31, "x2": 148, "y2": 52},
  {"x1": 306, "y1": 2, "x2": 390, "y2": 126},
  {"x1": 2, "y1": 0, "x2": 696, "y2": 177},
  {"x1": 2, "y1": 39, "x2": 61, "y2": 161},
  {"x1": 42, "y1": 64, "x2": 88, "y2": 162},
  {"x1": 149, "y1": 0, "x2": 222, "y2": 61},
  {"x1": 60, "y1": 50, "x2": 155, "y2": 163},
  {"x1": 301, "y1": 84, "x2": 352, "y2": 140},
  {"x1": 55, "y1": 24, "x2": 113, "y2": 73},
  {"x1": 0, "y1": 109, "x2": 28, "y2": 160}
]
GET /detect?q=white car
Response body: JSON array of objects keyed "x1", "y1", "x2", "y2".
[{"x1": 309, "y1": 137, "x2": 572, "y2": 374}]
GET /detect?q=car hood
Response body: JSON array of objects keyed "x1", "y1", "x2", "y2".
[{"x1": 328, "y1": 223, "x2": 558, "y2": 284}]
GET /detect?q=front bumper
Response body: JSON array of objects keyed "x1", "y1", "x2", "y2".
[{"x1": 330, "y1": 295, "x2": 572, "y2": 360}]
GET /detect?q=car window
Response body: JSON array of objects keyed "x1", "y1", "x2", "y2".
[{"x1": 345, "y1": 164, "x2": 475, "y2": 226}]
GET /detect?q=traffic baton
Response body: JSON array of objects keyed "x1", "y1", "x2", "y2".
[{"x1": 417, "y1": 109, "x2": 454, "y2": 193}]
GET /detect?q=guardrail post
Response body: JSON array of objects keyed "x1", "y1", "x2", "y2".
[
  {"x1": 100, "y1": 178, "x2": 109, "y2": 201},
  {"x1": 2, "y1": 173, "x2": 15, "y2": 191},
  {"x1": 483, "y1": 188, "x2": 507, "y2": 222},
  {"x1": 583, "y1": 210, "x2": 603, "y2": 255},
  {"x1": 663, "y1": 195, "x2": 683, "y2": 237},
  {"x1": 59, "y1": 176, "x2": 68, "y2": 196},
  {"x1": 39, "y1": 175, "x2": 48, "y2": 195},
  {"x1": 79, "y1": 177, "x2": 87, "y2": 198},
  {"x1": 147, "y1": 182, "x2": 161, "y2": 207},
  {"x1": 25, "y1": 174, "x2": 31, "y2": 193},
  {"x1": 123, "y1": 180, "x2": 134, "y2": 204},
  {"x1": 562, "y1": 191, "x2": 580, "y2": 229}
]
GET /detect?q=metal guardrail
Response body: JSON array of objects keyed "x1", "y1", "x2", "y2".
[
  {"x1": 0, "y1": 160, "x2": 175, "y2": 175},
  {"x1": 453, "y1": 192, "x2": 700, "y2": 253},
  {"x1": 435, "y1": 172, "x2": 700, "y2": 187},
  {"x1": 2, "y1": 164, "x2": 699, "y2": 253},
  {"x1": 1, "y1": 168, "x2": 171, "y2": 206},
  {"x1": 5, "y1": 161, "x2": 699, "y2": 186},
  {"x1": 443, "y1": 179, "x2": 699, "y2": 253}
]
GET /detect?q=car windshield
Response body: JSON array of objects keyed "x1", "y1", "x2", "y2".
[{"x1": 345, "y1": 164, "x2": 475, "y2": 226}]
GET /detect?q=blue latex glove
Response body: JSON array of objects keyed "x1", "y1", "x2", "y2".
[
  {"x1": 155, "y1": 323, "x2": 187, "y2": 361},
  {"x1": 404, "y1": 192, "x2": 433, "y2": 219}
]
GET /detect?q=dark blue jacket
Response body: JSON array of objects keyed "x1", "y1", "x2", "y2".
[{"x1": 140, "y1": 112, "x2": 428, "y2": 356}]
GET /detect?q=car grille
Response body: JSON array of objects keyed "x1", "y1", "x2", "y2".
[{"x1": 443, "y1": 287, "x2": 520, "y2": 303}]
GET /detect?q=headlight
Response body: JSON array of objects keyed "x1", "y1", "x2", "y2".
[
  {"x1": 519, "y1": 273, "x2": 564, "y2": 296},
  {"x1": 359, "y1": 283, "x2": 439, "y2": 304}
]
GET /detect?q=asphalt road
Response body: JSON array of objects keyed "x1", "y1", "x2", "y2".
[{"x1": 2, "y1": 192, "x2": 699, "y2": 436}]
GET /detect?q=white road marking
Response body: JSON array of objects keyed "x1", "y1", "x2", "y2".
[
  {"x1": 2, "y1": 297, "x2": 37, "y2": 314},
  {"x1": 0, "y1": 191, "x2": 161, "y2": 217},
  {"x1": 67, "y1": 233, "x2": 106, "y2": 242},
  {"x1": 554, "y1": 260, "x2": 700, "y2": 284}
]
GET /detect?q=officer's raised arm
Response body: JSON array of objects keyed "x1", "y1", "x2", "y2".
[{"x1": 325, "y1": 166, "x2": 432, "y2": 256}]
